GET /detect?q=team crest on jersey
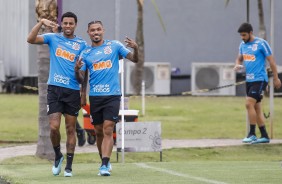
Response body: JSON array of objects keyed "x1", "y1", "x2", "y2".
[
  {"x1": 72, "y1": 42, "x2": 80, "y2": 50},
  {"x1": 252, "y1": 44, "x2": 258, "y2": 51},
  {"x1": 104, "y1": 46, "x2": 112, "y2": 55}
]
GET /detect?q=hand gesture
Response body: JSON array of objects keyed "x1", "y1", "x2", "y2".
[
  {"x1": 41, "y1": 18, "x2": 59, "y2": 28},
  {"x1": 75, "y1": 57, "x2": 84, "y2": 72},
  {"x1": 124, "y1": 37, "x2": 138, "y2": 49}
]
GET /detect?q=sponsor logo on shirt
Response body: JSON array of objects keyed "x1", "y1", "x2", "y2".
[
  {"x1": 246, "y1": 73, "x2": 255, "y2": 80},
  {"x1": 104, "y1": 46, "x2": 112, "y2": 55},
  {"x1": 55, "y1": 48, "x2": 76, "y2": 62},
  {"x1": 53, "y1": 73, "x2": 70, "y2": 85},
  {"x1": 93, "y1": 84, "x2": 110, "y2": 93},
  {"x1": 243, "y1": 54, "x2": 255, "y2": 62},
  {"x1": 93, "y1": 60, "x2": 112, "y2": 71}
]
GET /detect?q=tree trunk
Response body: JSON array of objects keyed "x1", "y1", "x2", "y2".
[
  {"x1": 134, "y1": 0, "x2": 145, "y2": 95},
  {"x1": 36, "y1": 45, "x2": 53, "y2": 160},
  {"x1": 35, "y1": 0, "x2": 58, "y2": 160},
  {"x1": 257, "y1": 0, "x2": 267, "y2": 40}
]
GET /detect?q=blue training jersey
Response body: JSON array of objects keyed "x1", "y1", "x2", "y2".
[
  {"x1": 43, "y1": 33, "x2": 87, "y2": 90},
  {"x1": 239, "y1": 37, "x2": 272, "y2": 82},
  {"x1": 81, "y1": 40, "x2": 130, "y2": 96}
]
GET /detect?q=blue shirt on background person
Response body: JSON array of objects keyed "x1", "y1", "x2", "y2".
[{"x1": 239, "y1": 37, "x2": 271, "y2": 83}]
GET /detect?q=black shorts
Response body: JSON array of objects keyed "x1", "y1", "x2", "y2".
[
  {"x1": 246, "y1": 81, "x2": 268, "y2": 103},
  {"x1": 47, "y1": 85, "x2": 81, "y2": 116},
  {"x1": 89, "y1": 95, "x2": 121, "y2": 125}
]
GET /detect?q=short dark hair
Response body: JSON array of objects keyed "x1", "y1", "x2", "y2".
[
  {"x1": 61, "y1": 12, "x2": 77, "y2": 23},
  {"x1": 237, "y1": 22, "x2": 253, "y2": 33},
  {"x1": 88, "y1": 20, "x2": 103, "y2": 28}
]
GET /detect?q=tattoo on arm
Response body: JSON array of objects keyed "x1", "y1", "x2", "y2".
[{"x1": 126, "y1": 47, "x2": 138, "y2": 63}]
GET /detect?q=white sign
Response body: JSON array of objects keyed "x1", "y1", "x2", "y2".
[{"x1": 116, "y1": 122, "x2": 162, "y2": 152}]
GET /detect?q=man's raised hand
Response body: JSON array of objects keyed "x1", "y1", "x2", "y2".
[
  {"x1": 41, "y1": 18, "x2": 59, "y2": 28},
  {"x1": 75, "y1": 57, "x2": 84, "y2": 72},
  {"x1": 124, "y1": 36, "x2": 138, "y2": 49}
]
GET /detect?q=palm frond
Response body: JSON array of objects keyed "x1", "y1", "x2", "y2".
[
  {"x1": 225, "y1": 0, "x2": 230, "y2": 8},
  {"x1": 151, "y1": 0, "x2": 166, "y2": 33}
]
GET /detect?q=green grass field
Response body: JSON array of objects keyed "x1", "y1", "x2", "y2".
[
  {"x1": 1, "y1": 94, "x2": 282, "y2": 183},
  {"x1": 0, "y1": 161, "x2": 281, "y2": 184},
  {"x1": 1, "y1": 94, "x2": 282, "y2": 142}
]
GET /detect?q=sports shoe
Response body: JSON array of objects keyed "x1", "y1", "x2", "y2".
[
  {"x1": 52, "y1": 156, "x2": 64, "y2": 176},
  {"x1": 251, "y1": 137, "x2": 270, "y2": 144},
  {"x1": 242, "y1": 135, "x2": 257, "y2": 143},
  {"x1": 99, "y1": 165, "x2": 110, "y2": 176},
  {"x1": 107, "y1": 162, "x2": 112, "y2": 172},
  {"x1": 76, "y1": 129, "x2": 86, "y2": 147},
  {"x1": 64, "y1": 169, "x2": 73, "y2": 177}
]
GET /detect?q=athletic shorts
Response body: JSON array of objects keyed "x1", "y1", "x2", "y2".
[
  {"x1": 89, "y1": 95, "x2": 121, "y2": 125},
  {"x1": 47, "y1": 85, "x2": 81, "y2": 116},
  {"x1": 246, "y1": 81, "x2": 268, "y2": 103}
]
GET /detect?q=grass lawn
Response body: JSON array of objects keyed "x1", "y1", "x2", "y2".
[
  {"x1": 1, "y1": 94, "x2": 282, "y2": 142},
  {"x1": 1, "y1": 144, "x2": 282, "y2": 184},
  {"x1": 1, "y1": 94, "x2": 282, "y2": 183}
]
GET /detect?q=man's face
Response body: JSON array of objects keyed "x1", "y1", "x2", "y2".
[
  {"x1": 87, "y1": 23, "x2": 104, "y2": 43},
  {"x1": 240, "y1": 32, "x2": 252, "y2": 43},
  {"x1": 61, "y1": 17, "x2": 76, "y2": 37}
]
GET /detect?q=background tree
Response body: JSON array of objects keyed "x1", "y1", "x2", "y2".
[
  {"x1": 257, "y1": 0, "x2": 266, "y2": 40},
  {"x1": 225, "y1": 0, "x2": 266, "y2": 40},
  {"x1": 35, "y1": 0, "x2": 58, "y2": 160},
  {"x1": 133, "y1": 0, "x2": 166, "y2": 95},
  {"x1": 133, "y1": 0, "x2": 145, "y2": 95}
]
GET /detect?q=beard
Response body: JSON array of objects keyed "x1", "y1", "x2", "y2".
[
  {"x1": 63, "y1": 29, "x2": 73, "y2": 37},
  {"x1": 91, "y1": 35, "x2": 101, "y2": 43},
  {"x1": 243, "y1": 36, "x2": 251, "y2": 43},
  {"x1": 92, "y1": 39, "x2": 101, "y2": 43}
]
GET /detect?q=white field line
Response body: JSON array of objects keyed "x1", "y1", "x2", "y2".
[{"x1": 135, "y1": 163, "x2": 228, "y2": 184}]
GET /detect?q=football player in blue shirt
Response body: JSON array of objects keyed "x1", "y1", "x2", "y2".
[
  {"x1": 27, "y1": 12, "x2": 87, "y2": 177},
  {"x1": 234, "y1": 22, "x2": 281, "y2": 144},
  {"x1": 75, "y1": 20, "x2": 138, "y2": 176}
]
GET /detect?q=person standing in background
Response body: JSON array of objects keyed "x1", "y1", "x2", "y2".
[{"x1": 234, "y1": 22, "x2": 281, "y2": 144}]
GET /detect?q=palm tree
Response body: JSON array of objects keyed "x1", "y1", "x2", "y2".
[
  {"x1": 133, "y1": 0, "x2": 145, "y2": 95},
  {"x1": 35, "y1": 0, "x2": 58, "y2": 160},
  {"x1": 257, "y1": 0, "x2": 266, "y2": 40},
  {"x1": 225, "y1": 0, "x2": 267, "y2": 40},
  {"x1": 133, "y1": 0, "x2": 166, "y2": 95}
]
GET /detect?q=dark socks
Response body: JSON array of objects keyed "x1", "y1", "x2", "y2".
[
  {"x1": 65, "y1": 153, "x2": 74, "y2": 171},
  {"x1": 259, "y1": 125, "x2": 269, "y2": 138},
  {"x1": 99, "y1": 153, "x2": 102, "y2": 160},
  {"x1": 53, "y1": 145, "x2": 62, "y2": 160},
  {"x1": 102, "y1": 157, "x2": 110, "y2": 167},
  {"x1": 248, "y1": 125, "x2": 256, "y2": 137}
]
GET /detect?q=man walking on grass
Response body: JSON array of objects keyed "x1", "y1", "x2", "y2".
[{"x1": 234, "y1": 22, "x2": 281, "y2": 144}]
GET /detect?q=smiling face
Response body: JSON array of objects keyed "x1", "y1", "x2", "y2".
[
  {"x1": 61, "y1": 17, "x2": 76, "y2": 38},
  {"x1": 87, "y1": 22, "x2": 104, "y2": 46}
]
